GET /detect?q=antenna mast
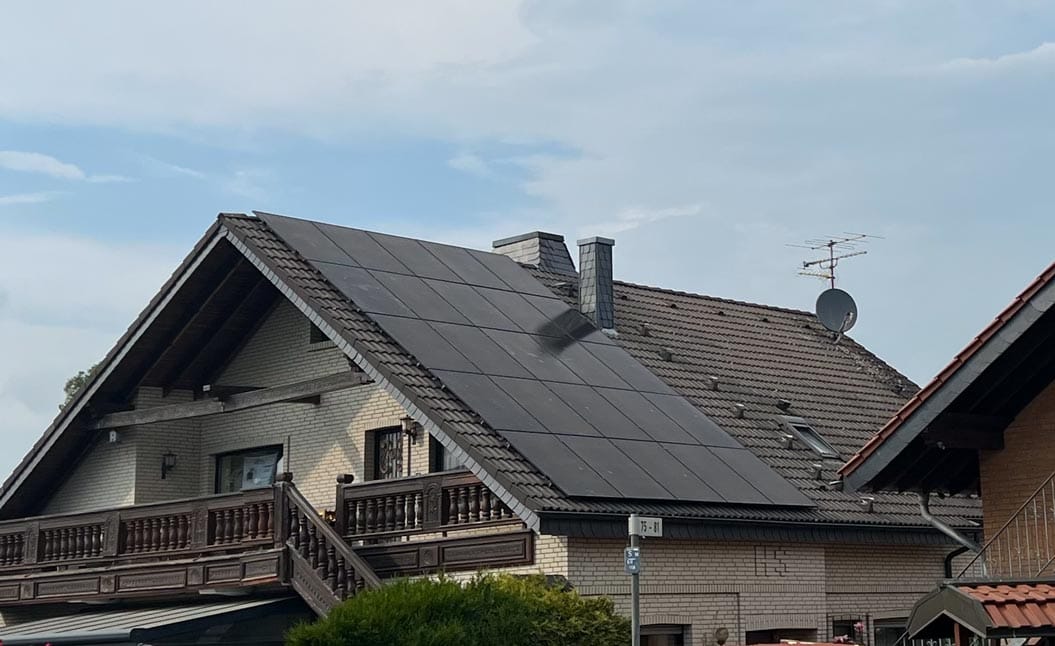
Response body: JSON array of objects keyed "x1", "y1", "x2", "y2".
[{"x1": 789, "y1": 233, "x2": 880, "y2": 288}]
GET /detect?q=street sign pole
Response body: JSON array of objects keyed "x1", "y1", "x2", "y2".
[{"x1": 629, "y1": 513, "x2": 641, "y2": 646}]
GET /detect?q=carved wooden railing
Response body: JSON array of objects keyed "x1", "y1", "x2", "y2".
[
  {"x1": 335, "y1": 470, "x2": 518, "y2": 542},
  {"x1": 0, "y1": 488, "x2": 275, "y2": 573},
  {"x1": 959, "y1": 471, "x2": 1055, "y2": 579},
  {"x1": 277, "y1": 481, "x2": 380, "y2": 614}
]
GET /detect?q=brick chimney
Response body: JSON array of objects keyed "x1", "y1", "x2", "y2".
[
  {"x1": 577, "y1": 236, "x2": 615, "y2": 330},
  {"x1": 492, "y1": 232, "x2": 576, "y2": 275}
]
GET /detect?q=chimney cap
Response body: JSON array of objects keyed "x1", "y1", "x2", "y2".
[
  {"x1": 576, "y1": 236, "x2": 615, "y2": 247},
  {"x1": 493, "y1": 231, "x2": 565, "y2": 248}
]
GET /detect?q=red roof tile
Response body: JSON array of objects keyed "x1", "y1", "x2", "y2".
[{"x1": 960, "y1": 584, "x2": 1055, "y2": 629}]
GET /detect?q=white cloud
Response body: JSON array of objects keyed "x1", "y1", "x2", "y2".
[
  {"x1": 447, "y1": 153, "x2": 494, "y2": 178},
  {"x1": 938, "y1": 42, "x2": 1055, "y2": 75},
  {"x1": 0, "y1": 151, "x2": 85, "y2": 180},
  {"x1": 587, "y1": 203, "x2": 705, "y2": 236},
  {"x1": 0, "y1": 150, "x2": 133, "y2": 183},
  {"x1": 0, "y1": 191, "x2": 59, "y2": 206},
  {"x1": 0, "y1": 229, "x2": 184, "y2": 480}
]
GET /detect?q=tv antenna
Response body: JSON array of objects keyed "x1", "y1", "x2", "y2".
[{"x1": 788, "y1": 233, "x2": 881, "y2": 289}]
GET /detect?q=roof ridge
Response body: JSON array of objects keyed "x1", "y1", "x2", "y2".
[{"x1": 613, "y1": 278, "x2": 815, "y2": 317}]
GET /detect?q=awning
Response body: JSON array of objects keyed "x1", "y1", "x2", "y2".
[
  {"x1": 906, "y1": 583, "x2": 1055, "y2": 641},
  {"x1": 0, "y1": 597, "x2": 303, "y2": 645}
]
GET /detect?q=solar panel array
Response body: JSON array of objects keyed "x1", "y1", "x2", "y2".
[{"x1": 260, "y1": 213, "x2": 811, "y2": 506}]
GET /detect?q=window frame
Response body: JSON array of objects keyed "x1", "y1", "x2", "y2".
[
  {"x1": 214, "y1": 444, "x2": 284, "y2": 494},
  {"x1": 429, "y1": 436, "x2": 462, "y2": 473},
  {"x1": 778, "y1": 415, "x2": 840, "y2": 459},
  {"x1": 372, "y1": 426, "x2": 404, "y2": 480}
]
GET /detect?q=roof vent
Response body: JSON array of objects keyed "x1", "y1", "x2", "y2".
[
  {"x1": 825, "y1": 478, "x2": 844, "y2": 491},
  {"x1": 776, "y1": 398, "x2": 792, "y2": 411},
  {"x1": 811, "y1": 463, "x2": 824, "y2": 480},
  {"x1": 492, "y1": 232, "x2": 576, "y2": 275},
  {"x1": 733, "y1": 403, "x2": 746, "y2": 418},
  {"x1": 779, "y1": 433, "x2": 796, "y2": 449},
  {"x1": 657, "y1": 347, "x2": 673, "y2": 362},
  {"x1": 858, "y1": 496, "x2": 875, "y2": 513},
  {"x1": 706, "y1": 375, "x2": 720, "y2": 391},
  {"x1": 577, "y1": 237, "x2": 616, "y2": 330},
  {"x1": 638, "y1": 323, "x2": 651, "y2": 337}
]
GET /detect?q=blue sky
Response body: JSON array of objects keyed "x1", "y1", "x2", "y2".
[{"x1": 1, "y1": 1, "x2": 1054, "y2": 480}]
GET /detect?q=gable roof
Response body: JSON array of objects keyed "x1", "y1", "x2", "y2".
[
  {"x1": 840, "y1": 260, "x2": 1055, "y2": 494},
  {"x1": 2, "y1": 213, "x2": 980, "y2": 533}
]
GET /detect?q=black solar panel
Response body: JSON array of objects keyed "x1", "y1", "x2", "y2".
[{"x1": 260, "y1": 213, "x2": 811, "y2": 508}]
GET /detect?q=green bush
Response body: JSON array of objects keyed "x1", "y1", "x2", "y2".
[{"x1": 286, "y1": 574, "x2": 629, "y2": 646}]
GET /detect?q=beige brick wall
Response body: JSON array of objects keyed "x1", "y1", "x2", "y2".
[
  {"x1": 38, "y1": 300, "x2": 433, "y2": 515},
  {"x1": 553, "y1": 537, "x2": 952, "y2": 646},
  {"x1": 979, "y1": 379, "x2": 1055, "y2": 540}
]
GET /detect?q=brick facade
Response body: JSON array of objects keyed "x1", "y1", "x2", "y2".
[{"x1": 978, "y1": 380, "x2": 1055, "y2": 541}]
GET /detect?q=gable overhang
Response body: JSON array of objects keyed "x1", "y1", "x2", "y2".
[
  {"x1": 219, "y1": 220, "x2": 542, "y2": 532},
  {"x1": 841, "y1": 261, "x2": 1055, "y2": 495}
]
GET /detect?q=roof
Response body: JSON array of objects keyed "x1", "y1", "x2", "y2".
[
  {"x1": 840, "y1": 260, "x2": 1055, "y2": 494},
  {"x1": 1, "y1": 212, "x2": 980, "y2": 532},
  {"x1": 0, "y1": 597, "x2": 298, "y2": 645},
  {"x1": 964, "y1": 583, "x2": 1055, "y2": 631},
  {"x1": 905, "y1": 582, "x2": 1055, "y2": 640},
  {"x1": 257, "y1": 211, "x2": 809, "y2": 509}
]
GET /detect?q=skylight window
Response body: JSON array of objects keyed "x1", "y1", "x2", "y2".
[{"x1": 778, "y1": 416, "x2": 839, "y2": 459}]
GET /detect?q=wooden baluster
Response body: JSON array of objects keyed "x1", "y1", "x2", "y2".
[
  {"x1": 136, "y1": 520, "x2": 146, "y2": 552},
  {"x1": 308, "y1": 524, "x2": 319, "y2": 568},
  {"x1": 159, "y1": 518, "x2": 170, "y2": 552},
  {"x1": 385, "y1": 496, "x2": 395, "y2": 531},
  {"x1": 0, "y1": 535, "x2": 8, "y2": 565},
  {"x1": 233, "y1": 508, "x2": 244, "y2": 543},
  {"x1": 356, "y1": 501, "x2": 367, "y2": 535},
  {"x1": 177, "y1": 515, "x2": 188, "y2": 549},
  {"x1": 458, "y1": 487, "x2": 469, "y2": 524},
  {"x1": 414, "y1": 493, "x2": 423, "y2": 529},
  {"x1": 366, "y1": 499, "x2": 377, "y2": 534},
  {"x1": 395, "y1": 494, "x2": 406, "y2": 531},
  {"x1": 247, "y1": 504, "x2": 259, "y2": 539},
  {"x1": 326, "y1": 545, "x2": 337, "y2": 591},
  {"x1": 447, "y1": 490, "x2": 457, "y2": 526},
  {"x1": 262, "y1": 502, "x2": 273, "y2": 538},
  {"x1": 78, "y1": 526, "x2": 87, "y2": 558},
  {"x1": 169, "y1": 517, "x2": 179, "y2": 550},
  {"x1": 212, "y1": 511, "x2": 223, "y2": 545},
  {"x1": 39, "y1": 532, "x2": 49, "y2": 562},
  {"x1": 480, "y1": 488, "x2": 492, "y2": 522},
  {"x1": 337, "y1": 556, "x2": 348, "y2": 600},
  {"x1": 298, "y1": 511, "x2": 310, "y2": 559},
  {"x1": 150, "y1": 518, "x2": 161, "y2": 552},
  {"x1": 93, "y1": 525, "x2": 103, "y2": 557},
  {"x1": 347, "y1": 502, "x2": 357, "y2": 537},
  {"x1": 223, "y1": 509, "x2": 235, "y2": 544},
  {"x1": 122, "y1": 522, "x2": 134, "y2": 553},
  {"x1": 61, "y1": 528, "x2": 71, "y2": 560},
  {"x1": 470, "y1": 486, "x2": 481, "y2": 522}
]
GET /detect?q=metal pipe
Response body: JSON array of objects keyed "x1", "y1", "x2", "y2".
[
  {"x1": 918, "y1": 492, "x2": 981, "y2": 553},
  {"x1": 944, "y1": 545, "x2": 969, "y2": 578}
]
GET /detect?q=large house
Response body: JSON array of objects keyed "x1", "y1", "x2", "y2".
[
  {"x1": 841, "y1": 260, "x2": 1055, "y2": 644},
  {"x1": 0, "y1": 213, "x2": 980, "y2": 646}
]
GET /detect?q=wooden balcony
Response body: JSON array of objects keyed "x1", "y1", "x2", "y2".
[{"x1": 0, "y1": 473, "x2": 534, "y2": 611}]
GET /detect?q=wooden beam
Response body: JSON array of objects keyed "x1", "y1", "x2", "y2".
[
  {"x1": 90, "y1": 371, "x2": 371, "y2": 429},
  {"x1": 921, "y1": 412, "x2": 1009, "y2": 450}
]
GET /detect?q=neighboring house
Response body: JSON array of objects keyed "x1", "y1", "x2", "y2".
[
  {"x1": 841, "y1": 261, "x2": 1055, "y2": 644},
  {"x1": 0, "y1": 212, "x2": 980, "y2": 646}
]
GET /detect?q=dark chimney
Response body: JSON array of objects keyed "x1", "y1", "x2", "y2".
[
  {"x1": 492, "y1": 232, "x2": 576, "y2": 275},
  {"x1": 577, "y1": 236, "x2": 615, "y2": 330}
]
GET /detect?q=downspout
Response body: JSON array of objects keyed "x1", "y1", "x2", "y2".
[
  {"x1": 919, "y1": 492, "x2": 981, "y2": 552},
  {"x1": 943, "y1": 546, "x2": 969, "y2": 579}
]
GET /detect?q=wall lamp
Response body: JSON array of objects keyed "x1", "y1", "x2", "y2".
[
  {"x1": 401, "y1": 416, "x2": 421, "y2": 444},
  {"x1": 161, "y1": 451, "x2": 177, "y2": 480}
]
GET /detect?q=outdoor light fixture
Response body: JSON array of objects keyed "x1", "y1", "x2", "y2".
[
  {"x1": 161, "y1": 451, "x2": 177, "y2": 479},
  {"x1": 400, "y1": 416, "x2": 420, "y2": 444}
]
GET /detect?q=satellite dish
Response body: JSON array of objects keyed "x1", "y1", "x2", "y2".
[{"x1": 816, "y1": 288, "x2": 858, "y2": 333}]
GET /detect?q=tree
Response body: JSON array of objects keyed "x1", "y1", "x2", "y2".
[
  {"x1": 61, "y1": 362, "x2": 101, "y2": 409},
  {"x1": 285, "y1": 574, "x2": 630, "y2": 646}
]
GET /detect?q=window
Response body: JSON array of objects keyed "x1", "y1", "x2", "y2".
[
  {"x1": 779, "y1": 415, "x2": 840, "y2": 459},
  {"x1": 873, "y1": 619, "x2": 906, "y2": 646},
  {"x1": 832, "y1": 617, "x2": 865, "y2": 644},
  {"x1": 215, "y1": 445, "x2": 283, "y2": 494},
  {"x1": 373, "y1": 427, "x2": 404, "y2": 480},
  {"x1": 429, "y1": 437, "x2": 462, "y2": 472},
  {"x1": 309, "y1": 322, "x2": 328, "y2": 344},
  {"x1": 642, "y1": 625, "x2": 685, "y2": 646},
  {"x1": 746, "y1": 629, "x2": 816, "y2": 645}
]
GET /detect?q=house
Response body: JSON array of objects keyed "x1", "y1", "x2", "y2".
[
  {"x1": 0, "y1": 212, "x2": 980, "y2": 646},
  {"x1": 841, "y1": 260, "x2": 1055, "y2": 644}
]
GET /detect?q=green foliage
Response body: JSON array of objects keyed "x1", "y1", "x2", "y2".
[
  {"x1": 61, "y1": 362, "x2": 100, "y2": 409},
  {"x1": 285, "y1": 574, "x2": 629, "y2": 646}
]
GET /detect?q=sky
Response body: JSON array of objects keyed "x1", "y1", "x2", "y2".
[{"x1": 1, "y1": 1, "x2": 1054, "y2": 481}]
